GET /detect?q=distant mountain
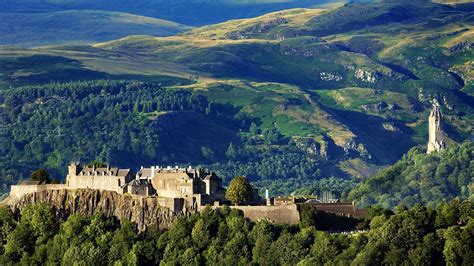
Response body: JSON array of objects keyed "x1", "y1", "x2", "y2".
[
  {"x1": 0, "y1": 0, "x2": 346, "y2": 26},
  {"x1": 0, "y1": 10, "x2": 191, "y2": 47}
]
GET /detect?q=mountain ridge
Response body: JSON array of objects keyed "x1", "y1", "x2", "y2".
[
  {"x1": 0, "y1": 1, "x2": 473, "y2": 196},
  {"x1": 0, "y1": 10, "x2": 192, "y2": 47}
]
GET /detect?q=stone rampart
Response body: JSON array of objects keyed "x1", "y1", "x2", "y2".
[
  {"x1": 307, "y1": 203, "x2": 368, "y2": 218},
  {"x1": 214, "y1": 205, "x2": 300, "y2": 224},
  {"x1": 10, "y1": 184, "x2": 67, "y2": 199}
]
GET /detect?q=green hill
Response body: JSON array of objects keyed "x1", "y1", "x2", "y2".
[
  {"x1": 0, "y1": 1, "x2": 473, "y2": 196},
  {"x1": 0, "y1": 0, "x2": 346, "y2": 26},
  {"x1": 348, "y1": 141, "x2": 474, "y2": 209},
  {"x1": 0, "y1": 80, "x2": 352, "y2": 197},
  {"x1": 0, "y1": 10, "x2": 192, "y2": 47}
]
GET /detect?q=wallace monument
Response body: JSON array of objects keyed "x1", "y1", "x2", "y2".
[{"x1": 426, "y1": 103, "x2": 446, "y2": 154}]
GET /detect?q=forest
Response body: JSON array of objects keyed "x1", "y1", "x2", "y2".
[
  {"x1": 1, "y1": 80, "x2": 472, "y2": 206},
  {"x1": 349, "y1": 141, "x2": 474, "y2": 208},
  {"x1": 0, "y1": 200, "x2": 472, "y2": 265},
  {"x1": 0, "y1": 80, "x2": 349, "y2": 197}
]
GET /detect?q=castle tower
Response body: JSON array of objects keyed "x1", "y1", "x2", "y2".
[{"x1": 427, "y1": 103, "x2": 446, "y2": 154}]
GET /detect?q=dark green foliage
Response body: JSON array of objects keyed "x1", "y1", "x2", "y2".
[
  {"x1": 0, "y1": 80, "x2": 354, "y2": 197},
  {"x1": 298, "y1": 204, "x2": 365, "y2": 231},
  {"x1": 0, "y1": 55, "x2": 193, "y2": 88},
  {"x1": 0, "y1": 200, "x2": 472, "y2": 265},
  {"x1": 349, "y1": 141, "x2": 474, "y2": 208},
  {"x1": 28, "y1": 169, "x2": 51, "y2": 184},
  {"x1": 0, "y1": 80, "x2": 237, "y2": 184},
  {"x1": 86, "y1": 161, "x2": 107, "y2": 168}
]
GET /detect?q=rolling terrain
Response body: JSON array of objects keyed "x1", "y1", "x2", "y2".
[
  {"x1": 0, "y1": 10, "x2": 192, "y2": 47},
  {"x1": 0, "y1": 1, "x2": 473, "y2": 197},
  {"x1": 0, "y1": 0, "x2": 346, "y2": 26}
]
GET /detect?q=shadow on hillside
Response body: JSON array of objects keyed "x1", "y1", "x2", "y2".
[{"x1": 324, "y1": 107, "x2": 417, "y2": 165}]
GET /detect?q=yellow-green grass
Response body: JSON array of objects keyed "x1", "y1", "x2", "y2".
[
  {"x1": 314, "y1": 87, "x2": 415, "y2": 118},
  {"x1": 170, "y1": 79, "x2": 356, "y2": 145},
  {"x1": 183, "y1": 8, "x2": 328, "y2": 40}
]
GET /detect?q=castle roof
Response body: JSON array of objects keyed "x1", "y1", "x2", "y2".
[
  {"x1": 138, "y1": 166, "x2": 218, "y2": 180},
  {"x1": 19, "y1": 180, "x2": 45, "y2": 185},
  {"x1": 79, "y1": 167, "x2": 130, "y2": 177},
  {"x1": 129, "y1": 179, "x2": 149, "y2": 187}
]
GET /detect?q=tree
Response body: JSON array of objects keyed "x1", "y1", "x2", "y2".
[
  {"x1": 192, "y1": 219, "x2": 210, "y2": 249},
  {"x1": 249, "y1": 122, "x2": 258, "y2": 135},
  {"x1": 443, "y1": 220, "x2": 474, "y2": 265},
  {"x1": 86, "y1": 161, "x2": 107, "y2": 168},
  {"x1": 225, "y1": 176, "x2": 252, "y2": 205},
  {"x1": 225, "y1": 143, "x2": 238, "y2": 160},
  {"x1": 201, "y1": 146, "x2": 215, "y2": 161},
  {"x1": 29, "y1": 169, "x2": 51, "y2": 184}
]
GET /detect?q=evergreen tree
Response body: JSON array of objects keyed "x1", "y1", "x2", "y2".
[{"x1": 225, "y1": 143, "x2": 237, "y2": 160}]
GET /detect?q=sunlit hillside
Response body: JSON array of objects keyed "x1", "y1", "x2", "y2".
[{"x1": 0, "y1": 1, "x2": 473, "y2": 195}]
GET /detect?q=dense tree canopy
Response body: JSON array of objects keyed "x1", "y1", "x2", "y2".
[
  {"x1": 225, "y1": 176, "x2": 253, "y2": 205},
  {"x1": 349, "y1": 141, "x2": 474, "y2": 208},
  {"x1": 0, "y1": 80, "x2": 352, "y2": 197},
  {"x1": 0, "y1": 200, "x2": 472, "y2": 265},
  {"x1": 28, "y1": 169, "x2": 51, "y2": 184}
]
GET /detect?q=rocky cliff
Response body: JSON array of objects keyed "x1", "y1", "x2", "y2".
[{"x1": 7, "y1": 189, "x2": 185, "y2": 231}]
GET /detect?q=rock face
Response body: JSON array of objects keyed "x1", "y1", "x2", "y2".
[
  {"x1": 354, "y1": 69, "x2": 381, "y2": 83},
  {"x1": 8, "y1": 189, "x2": 186, "y2": 231}
]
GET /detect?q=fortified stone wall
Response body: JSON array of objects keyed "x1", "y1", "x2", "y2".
[
  {"x1": 10, "y1": 184, "x2": 67, "y2": 199},
  {"x1": 150, "y1": 172, "x2": 196, "y2": 199},
  {"x1": 215, "y1": 205, "x2": 300, "y2": 224},
  {"x1": 67, "y1": 175, "x2": 125, "y2": 194},
  {"x1": 308, "y1": 203, "x2": 368, "y2": 218}
]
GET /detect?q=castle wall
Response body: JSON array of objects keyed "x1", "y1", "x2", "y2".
[
  {"x1": 155, "y1": 197, "x2": 185, "y2": 213},
  {"x1": 150, "y1": 172, "x2": 195, "y2": 199},
  {"x1": 307, "y1": 203, "x2": 368, "y2": 219},
  {"x1": 67, "y1": 175, "x2": 126, "y2": 194},
  {"x1": 10, "y1": 184, "x2": 68, "y2": 199},
  {"x1": 128, "y1": 185, "x2": 148, "y2": 196},
  {"x1": 213, "y1": 205, "x2": 300, "y2": 224}
]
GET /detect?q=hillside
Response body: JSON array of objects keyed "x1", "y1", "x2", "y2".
[
  {"x1": 0, "y1": 1, "x2": 473, "y2": 196},
  {"x1": 0, "y1": 0, "x2": 345, "y2": 26},
  {"x1": 348, "y1": 141, "x2": 474, "y2": 209},
  {"x1": 0, "y1": 80, "x2": 355, "y2": 197},
  {"x1": 0, "y1": 10, "x2": 191, "y2": 47}
]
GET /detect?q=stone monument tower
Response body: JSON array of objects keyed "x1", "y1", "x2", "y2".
[{"x1": 427, "y1": 103, "x2": 446, "y2": 154}]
